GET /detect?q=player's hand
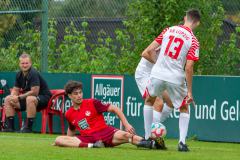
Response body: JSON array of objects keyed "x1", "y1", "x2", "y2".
[
  {"x1": 125, "y1": 123, "x2": 136, "y2": 135},
  {"x1": 9, "y1": 95, "x2": 18, "y2": 104},
  {"x1": 186, "y1": 92, "x2": 196, "y2": 107}
]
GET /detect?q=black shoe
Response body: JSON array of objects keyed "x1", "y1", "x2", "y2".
[
  {"x1": 93, "y1": 141, "x2": 105, "y2": 148},
  {"x1": 19, "y1": 126, "x2": 32, "y2": 133},
  {"x1": 178, "y1": 141, "x2": 189, "y2": 152},
  {"x1": 137, "y1": 139, "x2": 156, "y2": 149},
  {"x1": 2, "y1": 128, "x2": 14, "y2": 132},
  {"x1": 155, "y1": 137, "x2": 167, "y2": 150}
]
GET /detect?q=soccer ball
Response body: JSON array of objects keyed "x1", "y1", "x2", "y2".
[{"x1": 151, "y1": 122, "x2": 167, "y2": 139}]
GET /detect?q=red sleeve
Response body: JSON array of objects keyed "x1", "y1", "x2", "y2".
[
  {"x1": 93, "y1": 99, "x2": 110, "y2": 113},
  {"x1": 155, "y1": 27, "x2": 169, "y2": 45},
  {"x1": 187, "y1": 36, "x2": 199, "y2": 61},
  {"x1": 68, "y1": 122, "x2": 76, "y2": 131},
  {"x1": 65, "y1": 111, "x2": 69, "y2": 121},
  {"x1": 65, "y1": 109, "x2": 76, "y2": 130}
]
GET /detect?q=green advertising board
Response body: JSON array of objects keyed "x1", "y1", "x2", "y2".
[
  {"x1": 0, "y1": 72, "x2": 240, "y2": 142},
  {"x1": 123, "y1": 75, "x2": 145, "y2": 136},
  {"x1": 187, "y1": 76, "x2": 240, "y2": 142},
  {"x1": 91, "y1": 75, "x2": 124, "y2": 129}
]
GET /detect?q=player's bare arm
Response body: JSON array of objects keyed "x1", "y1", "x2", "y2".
[
  {"x1": 107, "y1": 105, "x2": 136, "y2": 134},
  {"x1": 11, "y1": 87, "x2": 20, "y2": 96},
  {"x1": 67, "y1": 127, "x2": 76, "y2": 136},
  {"x1": 185, "y1": 60, "x2": 194, "y2": 99},
  {"x1": 18, "y1": 86, "x2": 40, "y2": 100},
  {"x1": 141, "y1": 41, "x2": 160, "y2": 63}
]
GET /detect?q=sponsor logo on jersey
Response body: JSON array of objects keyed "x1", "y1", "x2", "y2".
[{"x1": 78, "y1": 118, "x2": 89, "y2": 130}]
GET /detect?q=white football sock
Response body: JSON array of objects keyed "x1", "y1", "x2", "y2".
[
  {"x1": 160, "y1": 103, "x2": 173, "y2": 123},
  {"x1": 153, "y1": 110, "x2": 161, "y2": 123},
  {"x1": 179, "y1": 113, "x2": 190, "y2": 144},
  {"x1": 143, "y1": 105, "x2": 153, "y2": 139},
  {"x1": 88, "y1": 143, "x2": 94, "y2": 148}
]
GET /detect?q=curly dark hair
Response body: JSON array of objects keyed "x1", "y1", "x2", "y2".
[{"x1": 64, "y1": 80, "x2": 83, "y2": 95}]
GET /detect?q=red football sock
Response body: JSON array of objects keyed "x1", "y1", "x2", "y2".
[{"x1": 79, "y1": 142, "x2": 89, "y2": 148}]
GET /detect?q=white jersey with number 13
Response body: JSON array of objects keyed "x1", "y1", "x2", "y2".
[{"x1": 150, "y1": 25, "x2": 199, "y2": 85}]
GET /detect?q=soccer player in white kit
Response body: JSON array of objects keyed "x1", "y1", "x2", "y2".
[
  {"x1": 135, "y1": 54, "x2": 174, "y2": 141},
  {"x1": 143, "y1": 9, "x2": 201, "y2": 152}
]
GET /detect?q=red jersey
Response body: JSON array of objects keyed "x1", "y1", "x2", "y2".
[{"x1": 65, "y1": 99, "x2": 110, "y2": 135}]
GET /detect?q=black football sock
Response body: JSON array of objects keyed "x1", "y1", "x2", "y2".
[
  {"x1": 6, "y1": 116, "x2": 14, "y2": 130},
  {"x1": 27, "y1": 118, "x2": 34, "y2": 129}
]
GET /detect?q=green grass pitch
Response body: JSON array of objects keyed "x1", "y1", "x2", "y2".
[{"x1": 0, "y1": 132, "x2": 240, "y2": 160}]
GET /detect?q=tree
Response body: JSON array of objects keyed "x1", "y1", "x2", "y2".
[
  {"x1": 125, "y1": 0, "x2": 240, "y2": 75},
  {"x1": 1, "y1": 0, "x2": 239, "y2": 75}
]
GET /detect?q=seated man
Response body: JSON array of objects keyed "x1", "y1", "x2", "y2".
[
  {"x1": 3, "y1": 53, "x2": 52, "y2": 133},
  {"x1": 54, "y1": 80, "x2": 165, "y2": 149}
]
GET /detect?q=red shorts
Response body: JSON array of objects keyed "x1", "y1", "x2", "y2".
[{"x1": 77, "y1": 126, "x2": 118, "y2": 147}]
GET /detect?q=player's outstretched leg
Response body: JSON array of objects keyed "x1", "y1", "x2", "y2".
[
  {"x1": 118, "y1": 130, "x2": 167, "y2": 150},
  {"x1": 137, "y1": 138, "x2": 155, "y2": 149},
  {"x1": 54, "y1": 136, "x2": 105, "y2": 148},
  {"x1": 92, "y1": 141, "x2": 105, "y2": 148}
]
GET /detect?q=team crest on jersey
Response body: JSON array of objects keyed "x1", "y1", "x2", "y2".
[{"x1": 85, "y1": 111, "x2": 91, "y2": 116}]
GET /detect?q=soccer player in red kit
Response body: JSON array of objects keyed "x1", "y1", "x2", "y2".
[{"x1": 54, "y1": 80, "x2": 164, "y2": 149}]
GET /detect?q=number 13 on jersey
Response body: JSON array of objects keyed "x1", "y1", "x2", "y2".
[{"x1": 164, "y1": 35, "x2": 184, "y2": 59}]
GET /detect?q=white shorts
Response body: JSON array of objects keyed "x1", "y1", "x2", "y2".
[
  {"x1": 146, "y1": 77, "x2": 187, "y2": 109},
  {"x1": 135, "y1": 76, "x2": 149, "y2": 96}
]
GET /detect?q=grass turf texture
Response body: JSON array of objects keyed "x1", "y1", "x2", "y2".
[{"x1": 0, "y1": 132, "x2": 240, "y2": 160}]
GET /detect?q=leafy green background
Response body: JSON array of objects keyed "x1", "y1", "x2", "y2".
[{"x1": 0, "y1": 0, "x2": 239, "y2": 75}]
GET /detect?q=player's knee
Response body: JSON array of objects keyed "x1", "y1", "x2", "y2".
[
  {"x1": 153, "y1": 99, "x2": 163, "y2": 112},
  {"x1": 123, "y1": 132, "x2": 132, "y2": 139},
  {"x1": 145, "y1": 96, "x2": 156, "y2": 105},
  {"x1": 4, "y1": 96, "x2": 11, "y2": 106},
  {"x1": 5, "y1": 96, "x2": 11, "y2": 103},
  {"x1": 153, "y1": 105, "x2": 161, "y2": 112},
  {"x1": 55, "y1": 136, "x2": 63, "y2": 146},
  {"x1": 5, "y1": 96, "x2": 15, "y2": 105},
  {"x1": 26, "y1": 96, "x2": 37, "y2": 105},
  {"x1": 122, "y1": 132, "x2": 134, "y2": 143},
  {"x1": 180, "y1": 105, "x2": 188, "y2": 113},
  {"x1": 4, "y1": 96, "x2": 14, "y2": 109}
]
